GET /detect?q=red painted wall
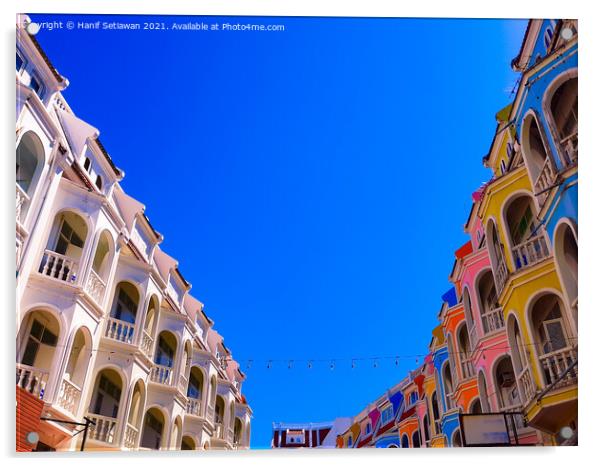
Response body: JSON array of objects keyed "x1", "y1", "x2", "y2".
[{"x1": 16, "y1": 387, "x2": 44, "y2": 452}]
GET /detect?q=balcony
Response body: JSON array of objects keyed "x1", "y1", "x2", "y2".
[
  {"x1": 85, "y1": 269, "x2": 106, "y2": 306},
  {"x1": 482, "y1": 307, "x2": 505, "y2": 334},
  {"x1": 460, "y1": 359, "x2": 475, "y2": 379},
  {"x1": 227, "y1": 427, "x2": 235, "y2": 444},
  {"x1": 104, "y1": 317, "x2": 135, "y2": 344},
  {"x1": 57, "y1": 378, "x2": 82, "y2": 417},
  {"x1": 511, "y1": 233, "x2": 550, "y2": 271},
  {"x1": 559, "y1": 131, "x2": 578, "y2": 167},
  {"x1": 124, "y1": 423, "x2": 139, "y2": 449},
  {"x1": 16, "y1": 184, "x2": 29, "y2": 226},
  {"x1": 469, "y1": 324, "x2": 477, "y2": 350},
  {"x1": 39, "y1": 250, "x2": 79, "y2": 284},
  {"x1": 539, "y1": 347, "x2": 578, "y2": 389},
  {"x1": 140, "y1": 330, "x2": 154, "y2": 358},
  {"x1": 178, "y1": 374, "x2": 188, "y2": 394},
  {"x1": 16, "y1": 363, "x2": 48, "y2": 399},
  {"x1": 494, "y1": 259, "x2": 509, "y2": 292},
  {"x1": 86, "y1": 413, "x2": 119, "y2": 445},
  {"x1": 207, "y1": 404, "x2": 215, "y2": 423},
  {"x1": 534, "y1": 157, "x2": 556, "y2": 198},
  {"x1": 517, "y1": 366, "x2": 536, "y2": 402},
  {"x1": 501, "y1": 405, "x2": 527, "y2": 430},
  {"x1": 150, "y1": 363, "x2": 173, "y2": 385},
  {"x1": 186, "y1": 397, "x2": 203, "y2": 417}
]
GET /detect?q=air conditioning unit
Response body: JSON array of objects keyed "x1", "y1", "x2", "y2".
[{"x1": 498, "y1": 372, "x2": 515, "y2": 388}]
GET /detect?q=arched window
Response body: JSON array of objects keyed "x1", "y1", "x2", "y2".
[
  {"x1": 39, "y1": 211, "x2": 88, "y2": 283},
  {"x1": 181, "y1": 435, "x2": 195, "y2": 450},
  {"x1": 554, "y1": 222, "x2": 578, "y2": 318},
  {"x1": 154, "y1": 331, "x2": 177, "y2": 368},
  {"x1": 401, "y1": 434, "x2": 409, "y2": 448},
  {"x1": 549, "y1": 77, "x2": 578, "y2": 166},
  {"x1": 431, "y1": 392, "x2": 441, "y2": 434},
  {"x1": 477, "y1": 270, "x2": 503, "y2": 333},
  {"x1": 140, "y1": 408, "x2": 165, "y2": 450},
  {"x1": 457, "y1": 324, "x2": 474, "y2": 379},
  {"x1": 494, "y1": 355, "x2": 521, "y2": 410},
  {"x1": 88, "y1": 369, "x2": 123, "y2": 444},
  {"x1": 16, "y1": 131, "x2": 44, "y2": 195},
  {"x1": 485, "y1": 220, "x2": 508, "y2": 292},
  {"x1": 442, "y1": 362, "x2": 455, "y2": 409},
  {"x1": 107, "y1": 283, "x2": 140, "y2": 344},
  {"x1": 412, "y1": 429, "x2": 421, "y2": 448}
]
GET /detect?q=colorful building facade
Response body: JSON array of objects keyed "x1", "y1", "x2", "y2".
[
  {"x1": 301, "y1": 18, "x2": 578, "y2": 448},
  {"x1": 16, "y1": 15, "x2": 252, "y2": 452}
]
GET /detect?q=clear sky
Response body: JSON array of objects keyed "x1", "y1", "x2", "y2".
[{"x1": 29, "y1": 14, "x2": 526, "y2": 448}]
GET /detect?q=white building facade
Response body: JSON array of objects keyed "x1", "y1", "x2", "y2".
[{"x1": 16, "y1": 15, "x2": 251, "y2": 452}]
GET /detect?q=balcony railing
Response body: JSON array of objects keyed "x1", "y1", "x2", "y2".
[
  {"x1": 124, "y1": 423, "x2": 139, "y2": 449},
  {"x1": 16, "y1": 364, "x2": 48, "y2": 399},
  {"x1": 207, "y1": 404, "x2": 215, "y2": 423},
  {"x1": 446, "y1": 393, "x2": 456, "y2": 410},
  {"x1": 85, "y1": 268, "x2": 106, "y2": 305},
  {"x1": 559, "y1": 131, "x2": 578, "y2": 167},
  {"x1": 178, "y1": 374, "x2": 188, "y2": 394},
  {"x1": 501, "y1": 404, "x2": 527, "y2": 430},
  {"x1": 39, "y1": 250, "x2": 79, "y2": 284},
  {"x1": 469, "y1": 324, "x2": 478, "y2": 350},
  {"x1": 494, "y1": 258, "x2": 509, "y2": 292},
  {"x1": 511, "y1": 233, "x2": 550, "y2": 271},
  {"x1": 150, "y1": 363, "x2": 173, "y2": 385},
  {"x1": 104, "y1": 317, "x2": 135, "y2": 344},
  {"x1": 227, "y1": 427, "x2": 235, "y2": 444},
  {"x1": 186, "y1": 397, "x2": 202, "y2": 417},
  {"x1": 482, "y1": 307, "x2": 505, "y2": 334},
  {"x1": 141, "y1": 330, "x2": 154, "y2": 358},
  {"x1": 214, "y1": 422, "x2": 225, "y2": 439},
  {"x1": 86, "y1": 413, "x2": 119, "y2": 444},
  {"x1": 460, "y1": 358, "x2": 475, "y2": 379},
  {"x1": 16, "y1": 184, "x2": 29, "y2": 225},
  {"x1": 534, "y1": 157, "x2": 556, "y2": 197},
  {"x1": 57, "y1": 378, "x2": 82, "y2": 416},
  {"x1": 517, "y1": 366, "x2": 536, "y2": 402},
  {"x1": 539, "y1": 346, "x2": 578, "y2": 389}
]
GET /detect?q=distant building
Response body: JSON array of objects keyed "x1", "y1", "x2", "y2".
[{"x1": 272, "y1": 418, "x2": 353, "y2": 448}]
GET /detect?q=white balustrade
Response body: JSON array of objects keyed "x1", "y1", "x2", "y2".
[
  {"x1": 517, "y1": 366, "x2": 536, "y2": 402},
  {"x1": 214, "y1": 422, "x2": 225, "y2": 439},
  {"x1": 104, "y1": 317, "x2": 136, "y2": 344},
  {"x1": 85, "y1": 268, "x2": 106, "y2": 305},
  {"x1": 86, "y1": 413, "x2": 118, "y2": 444},
  {"x1": 16, "y1": 184, "x2": 29, "y2": 225},
  {"x1": 141, "y1": 331, "x2": 154, "y2": 358},
  {"x1": 16, "y1": 364, "x2": 48, "y2": 399},
  {"x1": 57, "y1": 378, "x2": 82, "y2": 416},
  {"x1": 559, "y1": 131, "x2": 578, "y2": 166},
  {"x1": 150, "y1": 364, "x2": 173, "y2": 385},
  {"x1": 39, "y1": 249, "x2": 79, "y2": 283},
  {"x1": 124, "y1": 423, "x2": 139, "y2": 449},
  {"x1": 494, "y1": 258, "x2": 509, "y2": 291},
  {"x1": 511, "y1": 233, "x2": 550, "y2": 271},
  {"x1": 534, "y1": 157, "x2": 556, "y2": 196},
  {"x1": 207, "y1": 404, "x2": 215, "y2": 423},
  {"x1": 186, "y1": 397, "x2": 202, "y2": 417},
  {"x1": 178, "y1": 374, "x2": 188, "y2": 393},
  {"x1": 482, "y1": 307, "x2": 505, "y2": 334},
  {"x1": 539, "y1": 347, "x2": 578, "y2": 389}
]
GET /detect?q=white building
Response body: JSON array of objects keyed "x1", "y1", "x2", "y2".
[{"x1": 16, "y1": 14, "x2": 251, "y2": 452}]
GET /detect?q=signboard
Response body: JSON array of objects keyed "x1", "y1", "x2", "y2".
[{"x1": 459, "y1": 413, "x2": 521, "y2": 447}]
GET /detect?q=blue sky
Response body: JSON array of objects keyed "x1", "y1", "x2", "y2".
[{"x1": 29, "y1": 14, "x2": 526, "y2": 448}]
